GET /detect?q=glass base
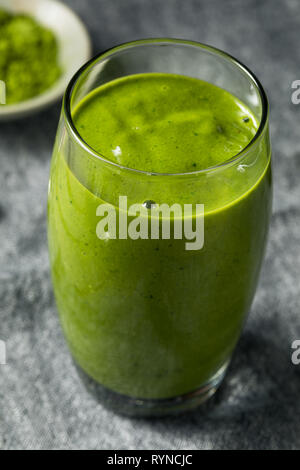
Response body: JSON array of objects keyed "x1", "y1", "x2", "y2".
[{"x1": 75, "y1": 361, "x2": 229, "y2": 417}]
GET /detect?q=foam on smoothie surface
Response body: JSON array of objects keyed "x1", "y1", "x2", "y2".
[{"x1": 73, "y1": 73, "x2": 258, "y2": 173}]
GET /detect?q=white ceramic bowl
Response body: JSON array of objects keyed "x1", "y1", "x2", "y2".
[{"x1": 0, "y1": 0, "x2": 92, "y2": 120}]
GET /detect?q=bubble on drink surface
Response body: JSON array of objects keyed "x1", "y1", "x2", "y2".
[
  {"x1": 112, "y1": 145, "x2": 122, "y2": 157},
  {"x1": 143, "y1": 200, "x2": 157, "y2": 210},
  {"x1": 237, "y1": 164, "x2": 246, "y2": 173}
]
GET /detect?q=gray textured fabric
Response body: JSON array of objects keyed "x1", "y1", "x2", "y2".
[{"x1": 1, "y1": 0, "x2": 300, "y2": 450}]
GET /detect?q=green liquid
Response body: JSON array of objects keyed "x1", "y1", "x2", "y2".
[
  {"x1": 75, "y1": 73, "x2": 258, "y2": 173},
  {"x1": 48, "y1": 73, "x2": 271, "y2": 399}
]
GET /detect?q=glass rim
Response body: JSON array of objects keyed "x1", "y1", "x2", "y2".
[{"x1": 63, "y1": 38, "x2": 269, "y2": 177}]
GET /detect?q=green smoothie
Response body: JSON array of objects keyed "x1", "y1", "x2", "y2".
[{"x1": 48, "y1": 73, "x2": 271, "y2": 399}]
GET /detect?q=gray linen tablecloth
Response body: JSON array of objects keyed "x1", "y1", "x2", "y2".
[{"x1": 0, "y1": 0, "x2": 300, "y2": 450}]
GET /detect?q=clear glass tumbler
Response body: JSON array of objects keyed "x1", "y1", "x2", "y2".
[{"x1": 48, "y1": 39, "x2": 272, "y2": 416}]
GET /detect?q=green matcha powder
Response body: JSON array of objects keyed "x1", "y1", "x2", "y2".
[{"x1": 0, "y1": 9, "x2": 62, "y2": 104}]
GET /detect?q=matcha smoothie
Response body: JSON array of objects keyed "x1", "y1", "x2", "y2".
[{"x1": 48, "y1": 42, "x2": 272, "y2": 413}]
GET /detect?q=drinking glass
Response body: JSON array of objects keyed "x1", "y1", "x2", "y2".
[{"x1": 48, "y1": 39, "x2": 272, "y2": 416}]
